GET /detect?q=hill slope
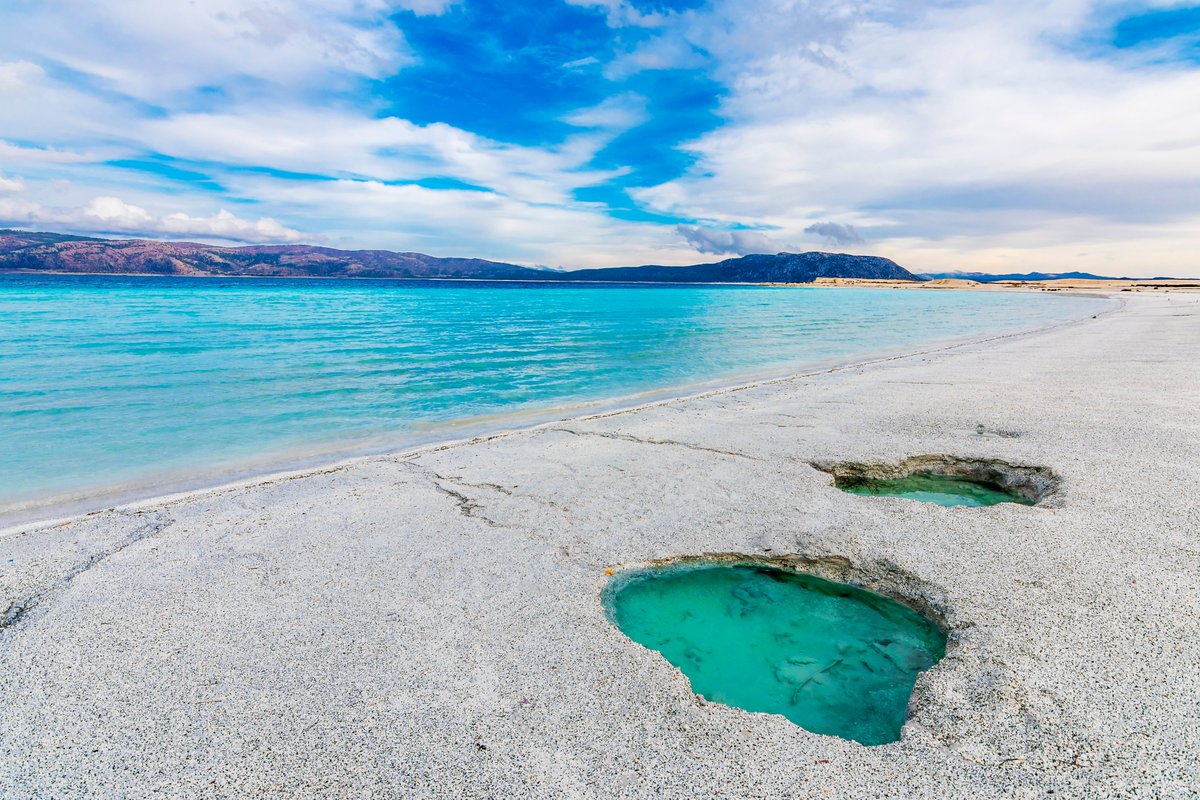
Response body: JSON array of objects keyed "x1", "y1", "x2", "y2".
[
  {"x1": 0, "y1": 231, "x2": 549, "y2": 280},
  {"x1": 565, "y1": 252, "x2": 918, "y2": 283},
  {"x1": 0, "y1": 230, "x2": 921, "y2": 283}
]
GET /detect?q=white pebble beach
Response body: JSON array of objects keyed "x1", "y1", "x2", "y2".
[{"x1": 1, "y1": 291, "x2": 1197, "y2": 798}]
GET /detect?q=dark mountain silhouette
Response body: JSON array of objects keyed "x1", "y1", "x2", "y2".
[{"x1": 562, "y1": 252, "x2": 917, "y2": 283}]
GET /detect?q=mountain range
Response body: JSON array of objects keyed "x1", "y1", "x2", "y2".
[
  {"x1": 919, "y1": 270, "x2": 1179, "y2": 282},
  {"x1": 0, "y1": 230, "x2": 919, "y2": 284}
]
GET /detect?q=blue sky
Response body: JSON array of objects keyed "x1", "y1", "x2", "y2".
[{"x1": 1, "y1": 0, "x2": 1199, "y2": 275}]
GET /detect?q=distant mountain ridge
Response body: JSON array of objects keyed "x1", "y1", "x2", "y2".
[
  {"x1": 0, "y1": 230, "x2": 921, "y2": 284},
  {"x1": 0, "y1": 230, "x2": 547, "y2": 281},
  {"x1": 562, "y1": 252, "x2": 916, "y2": 283},
  {"x1": 920, "y1": 270, "x2": 1184, "y2": 282}
]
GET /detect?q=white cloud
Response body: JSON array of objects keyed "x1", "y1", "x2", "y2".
[
  {"x1": 0, "y1": 194, "x2": 311, "y2": 244},
  {"x1": 565, "y1": 0, "x2": 672, "y2": 29},
  {"x1": 158, "y1": 208, "x2": 312, "y2": 243},
  {"x1": 804, "y1": 222, "x2": 863, "y2": 246},
  {"x1": 675, "y1": 225, "x2": 794, "y2": 256},
  {"x1": 0, "y1": 1, "x2": 409, "y2": 106},
  {"x1": 0, "y1": 3, "x2": 680, "y2": 262},
  {"x1": 0, "y1": 141, "x2": 101, "y2": 164},
  {"x1": 604, "y1": 34, "x2": 705, "y2": 80},
  {"x1": 563, "y1": 93, "x2": 648, "y2": 130},
  {"x1": 563, "y1": 55, "x2": 601, "y2": 69},
  {"x1": 82, "y1": 196, "x2": 153, "y2": 226},
  {"x1": 136, "y1": 109, "x2": 623, "y2": 206},
  {"x1": 0, "y1": 172, "x2": 24, "y2": 192},
  {"x1": 0, "y1": 60, "x2": 44, "y2": 91},
  {"x1": 629, "y1": 0, "x2": 1200, "y2": 274},
  {"x1": 0, "y1": 197, "x2": 40, "y2": 224},
  {"x1": 394, "y1": 0, "x2": 460, "y2": 15},
  {"x1": 221, "y1": 175, "x2": 686, "y2": 267}
]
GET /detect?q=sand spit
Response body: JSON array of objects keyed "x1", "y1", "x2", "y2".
[{"x1": 1, "y1": 293, "x2": 1198, "y2": 798}]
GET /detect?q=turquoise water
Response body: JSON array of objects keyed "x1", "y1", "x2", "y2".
[
  {"x1": 841, "y1": 474, "x2": 1036, "y2": 507},
  {"x1": 606, "y1": 563, "x2": 947, "y2": 745},
  {"x1": 0, "y1": 275, "x2": 1109, "y2": 514}
]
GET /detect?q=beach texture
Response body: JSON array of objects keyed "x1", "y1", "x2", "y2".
[{"x1": 1, "y1": 292, "x2": 1197, "y2": 798}]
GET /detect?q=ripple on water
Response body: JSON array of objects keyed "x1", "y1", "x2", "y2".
[{"x1": 0, "y1": 275, "x2": 1109, "y2": 510}]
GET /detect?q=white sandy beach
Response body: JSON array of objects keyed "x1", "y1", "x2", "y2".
[{"x1": 1, "y1": 292, "x2": 1198, "y2": 798}]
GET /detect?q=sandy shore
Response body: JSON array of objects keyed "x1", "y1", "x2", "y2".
[
  {"x1": 808, "y1": 277, "x2": 1200, "y2": 292},
  {"x1": 1, "y1": 292, "x2": 1197, "y2": 798}
]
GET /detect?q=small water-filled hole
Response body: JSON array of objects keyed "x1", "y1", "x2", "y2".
[
  {"x1": 604, "y1": 562, "x2": 946, "y2": 745},
  {"x1": 814, "y1": 456, "x2": 1057, "y2": 507},
  {"x1": 839, "y1": 473, "x2": 1033, "y2": 507}
]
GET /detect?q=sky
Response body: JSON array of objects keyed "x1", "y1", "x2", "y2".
[{"x1": 1, "y1": 0, "x2": 1199, "y2": 275}]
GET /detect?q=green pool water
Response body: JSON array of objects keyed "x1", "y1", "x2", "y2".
[
  {"x1": 840, "y1": 474, "x2": 1035, "y2": 507},
  {"x1": 606, "y1": 563, "x2": 947, "y2": 745}
]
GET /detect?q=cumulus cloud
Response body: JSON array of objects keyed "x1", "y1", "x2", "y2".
[
  {"x1": 630, "y1": 0, "x2": 1200, "y2": 274},
  {"x1": 84, "y1": 197, "x2": 312, "y2": 242},
  {"x1": 565, "y1": 0, "x2": 672, "y2": 29},
  {"x1": 804, "y1": 221, "x2": 863, "y2": 246},
  {"x1": 0, "y1": 2, "x2": 410, "y2": 106},
  {"x1": 81, "y1": 196, "x2": 154, "y2": 226},
  {"x1": 157, "y1": 209, "x2": 312, "y2": 243},
  {"x1": 0, "y1": 194, "x2": 312, "y2": 244},
  {"x1": 675, "y1": 225, "x2": 790, "y2": 256},
  {"x1": 604, "y1": 35, "x2": 705, "y2": 80},
  {"x1": 0, "y1": 172, "x2": 24, "y2": 192},
  {"x1": 227, "y1": 175, "x2": 680, "y2": 267},
  {"x1": 0, "y1": 60, "x2": 44, "y2": 91}
]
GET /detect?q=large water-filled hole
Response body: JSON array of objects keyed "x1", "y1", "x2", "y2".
[
  {"x1": 814, "y1": 455, "x2": 1057, "y2": 507},
  {"x1": 604, "y1": 562, "x2": 947, "y2": 745}
]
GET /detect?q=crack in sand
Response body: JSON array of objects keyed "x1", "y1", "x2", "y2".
[
  {"x1": 551, "y1": 427, "x2": 758, "y2": 460},
  {"x1": 455, "y1": 481, "x2": 514, "y2": 497},
  {"x1": 2, "y1": 511, "x2": 176, "y2": 630},
  {"x1": 398, "y1": 461, "x2": 504, "y2": 527},
  {"x1": 431, "y1": 481, "x2": 501, "y2": 527}
]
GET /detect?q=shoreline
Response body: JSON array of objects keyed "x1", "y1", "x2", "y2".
[
  {"x1": 2, "y1": 291, "x2": 1197, "y2": 796},
  {"x1": 0, "y1": 292, "x2": 1121, "y2": 534},
  {"x1": 5, "y1": 269, "x2": 1198, "y2": 289},
  {"x1": 804, "y1": 276, "x2": 1200, "y2": 292}
]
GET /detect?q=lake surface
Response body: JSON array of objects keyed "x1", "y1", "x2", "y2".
[{"x1": 0, "y1": 275, "x2": 1110, "y2": 516}]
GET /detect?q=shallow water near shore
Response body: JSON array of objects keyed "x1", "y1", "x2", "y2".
[
  {"x1": 606, "y1": 563, "x2": 947, "y2": 745},
  {"x1": 0, "y1": 274, "x2": 1110, "y2": 515}
]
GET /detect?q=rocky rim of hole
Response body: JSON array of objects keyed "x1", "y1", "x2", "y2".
[{"x1": 809, "y1": 454, "x2": 1061, "y2": 506}]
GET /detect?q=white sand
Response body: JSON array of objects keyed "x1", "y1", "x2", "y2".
[{"x1": 1, "y1": 292, "x2": 1197, "y2": 798}]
